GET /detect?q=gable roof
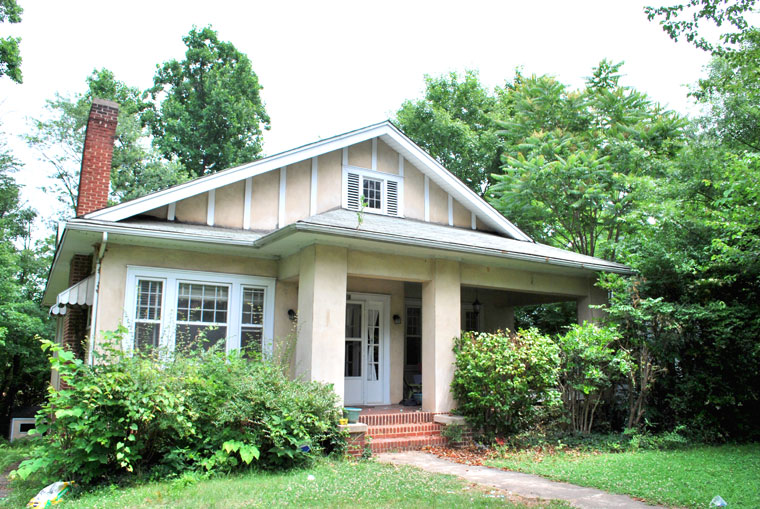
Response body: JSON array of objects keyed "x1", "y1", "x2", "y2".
[{"x1": 85, "y1": 121, "x2": 533, "y2": 242}]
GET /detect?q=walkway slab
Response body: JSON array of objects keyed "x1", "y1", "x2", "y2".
[{"x1": 376, "y1": 451, "x2": 663, "y2": 509}]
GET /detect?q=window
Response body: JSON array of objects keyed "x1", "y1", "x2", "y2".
[
  {"x1": 125, "y1": 267, "x2": 275, "y2": 356},
  {"x1": 343, "y1": 166, "x2": 402, "y2": 217},
  {"x1": 405, "y1": 305, "x2": 422, "y2": 368},
  {"x1": 134, "y1": 279, "x2": 163, "y2": 350}
]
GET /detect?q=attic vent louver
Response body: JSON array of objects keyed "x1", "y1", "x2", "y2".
[
  {"x1": 346, "y1": 172, "x2": 360, "y2": 210},
  {"x1": 386, "y1": 180, "x2": 399, "y2": 216}
]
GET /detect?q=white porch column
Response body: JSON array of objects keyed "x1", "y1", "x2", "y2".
[
  {"x1": 422, "y1": 258, "x2": 461, "y2": 413},
  {"x1": 577, "y1": 277, "x2": 608, "y2": 324},
  {"x1": 295, "y1": 245, "x2": 348, "y2": 403}
]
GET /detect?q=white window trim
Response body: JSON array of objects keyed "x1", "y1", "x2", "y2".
[
  {"x1": 124, "y1": 266, "x2": 276, "y2": 357},
  {"x1": 342, "y1": 165, "x2": 404, "y2": 217}
]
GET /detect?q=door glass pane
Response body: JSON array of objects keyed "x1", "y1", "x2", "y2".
[
  {"x1": 345, "y1": 340, "x2": 361, "y2": 376},
  {"x1": 345, "y1": 303, "x2": 361, "y2": 338},
  {"x1": 366, "y1": 309, "x2": 380, "y2": 381}
]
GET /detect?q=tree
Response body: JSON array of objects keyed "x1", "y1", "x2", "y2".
[
  {"x1": 145, "y1": 26, "x2": 270, "y2": 178},
  {"x1": 0, "y1": 124, "x2": 53, "y2": 438},
  {"x1": 26, "y1": 69, "x2": 188, "y2": 213},
  {"x1": 645, "y1": 0, "x2": 757, "y2": 55},
  {"x1": 394, "y1": 71, "x2": 503, "y2": 194},
  {"x1": 0, "y1": 0, "x2": 22, "y2": 83},
  {"x1": 488, "y1": 61, "x2": 686, "y2": 260}
]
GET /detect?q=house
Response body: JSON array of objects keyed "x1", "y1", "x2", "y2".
[{"x1": 43, "y1": 98, "x2": 631, "y2": 413}]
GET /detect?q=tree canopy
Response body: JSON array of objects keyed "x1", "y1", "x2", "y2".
[{"x1": 0, "y1": 0, "x2": 23, "y2": 83}]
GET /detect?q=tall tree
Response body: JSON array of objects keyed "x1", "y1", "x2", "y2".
[
  {"x1": 394, "y1": 71, "x2": 503, "y2": 194},
  {"x1": 0, "y1": 0, "x2": 22, "y2": 83},
  {"x1": 26, "y1": 69, "x2": 188, "y2": 214},
  {"x1": 145, "y1": 26, "x2": 270, "y2": 178},
  {"x1": 0, "y1": 124, "x2": 52, "y2": 437},
  {"x1": 489, "y1": 61, "x2": 686, "y2": 260}
]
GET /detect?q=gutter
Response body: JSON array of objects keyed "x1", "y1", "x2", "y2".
[{"x1": 88, "y1": 232, "x2": 107, "y2": 365}]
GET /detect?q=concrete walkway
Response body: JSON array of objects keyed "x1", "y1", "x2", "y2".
[{"x1": 376, "y1": 451, "x2": 664, "y2": 509}]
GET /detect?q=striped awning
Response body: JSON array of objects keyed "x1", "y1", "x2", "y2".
[{"x1": 48, "y1": 275, "x2": 95, "y2": 316}]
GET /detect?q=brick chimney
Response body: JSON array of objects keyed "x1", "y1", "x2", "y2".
[{"x1": 76, "y1": 98, "x2": 119, "y2": 217}]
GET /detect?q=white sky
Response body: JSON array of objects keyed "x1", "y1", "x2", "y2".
[{"x1": 0, "y1": 0, "x2": 713, "y2": 230}]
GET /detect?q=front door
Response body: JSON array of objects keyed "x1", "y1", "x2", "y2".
[{"x1": 344, "y1": 294, "x2": 390, "y2": 405}]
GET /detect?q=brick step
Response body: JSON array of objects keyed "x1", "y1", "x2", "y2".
[
  {"x1": 359, "y1": 411, "x2": 437, "y2": 426},
  {"x1": 370, "y1": 434, "x2": 448, "y2": 453},
  {"x1": 367, "y1": 422, "x2": 444, "y2": 439}
]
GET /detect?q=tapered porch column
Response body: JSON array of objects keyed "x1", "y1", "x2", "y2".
[
  {"x1": 295, "y1": 245, "x2": 348, "y2": 403},
  {"x1": 577, "y1": 277, "x2": 608, "y2": 324},
  {"x1": 422, "y1": 259, "x2": 461, "y2": 413}
]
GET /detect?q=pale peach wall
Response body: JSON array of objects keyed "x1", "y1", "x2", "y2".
[
  {"x1": 273, "y1": 280, "x2": 298, "y2": 376},
  {"x1": 317, "y1": 150, "x2": 342, "y2": 213},
  {"x1": 429, "y1": 180, "x2": 449, "y2": 224},
  {"x1": 285, "y1": 160, "x2": 311, "y2": 224},
  {"x1": 175, "y1": 193, "x2": 207, "y2": 224},
  {"x1": 214, "y1": 181, "x2": 245, "y2": 229},
  {"x1": 404, "y1": 163, "x2": 425, "y2": 221},
  {"x1": 251, "y1": 170, "x2": 279, "y2": 230},
  {"x1": 94, "y1": 243, "x2": 278, "y2": 341},
  {"x1": 144, "y1": 206, "x2": 167, "y2": 220},
  {"x1": 376, "y1": 139, "x2": 399, "y2": 175},
  {"x1": 348, "y1": 140, "x2": 372, "y2": 168},
  {"x1": 453, "y1": 200, "x2": 471, "y2": 229},
  {"x1": 347, "y1": 277, "x2": 405, "y2": 404}
]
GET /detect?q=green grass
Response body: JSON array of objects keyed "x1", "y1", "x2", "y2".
[
  {"x1": 486, "y1": 443, "x2": 760, "y2": 508},
  {"x1": 0, "y1": 440, "x2": 33, "y2": 475},
  {"x1": 3, "y1": 458, "x2": 569, "y2": 508}
]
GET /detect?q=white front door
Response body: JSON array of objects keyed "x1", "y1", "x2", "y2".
[{"x1": 344, "y1": 294, "x2": 390, "y2": 406}]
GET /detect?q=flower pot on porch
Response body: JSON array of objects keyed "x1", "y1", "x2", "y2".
[{"x1": 343, "y1": 407, "x2": 362, "y2": 423}]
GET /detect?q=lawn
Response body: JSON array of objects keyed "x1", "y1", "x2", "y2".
[
  {"x1": 2, "y1": 457, "x2": 568, "y2": 508},
  {"x1": 486, "y1": 443, "x2": 760, "y2": 508}
]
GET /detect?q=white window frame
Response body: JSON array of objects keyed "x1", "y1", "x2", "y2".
[
  {"x1": 342, "y1": 165, "x2": 404, "y2": 217},
  {"x1": 124, "y1": 266, "x2": 276, "y2": 357}
]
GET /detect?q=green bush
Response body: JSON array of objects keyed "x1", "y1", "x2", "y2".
[
  {"x1": 503, "y1": 427, "x2": 690, "y2": 453},
  {"x1": 15, "y1": 327, "x2": 344, "y2": 484},
  {"x1": 451, "y1": 329, "x2": 561, "y2": 438}
]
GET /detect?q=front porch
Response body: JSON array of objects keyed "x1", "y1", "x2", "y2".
[{"x1": 283, "y1": 244, "x2": 607, "y2": 415}]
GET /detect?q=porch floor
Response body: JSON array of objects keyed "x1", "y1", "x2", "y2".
[{"x1": 356, "y1": 404, "x2": 422, "y2": 415}]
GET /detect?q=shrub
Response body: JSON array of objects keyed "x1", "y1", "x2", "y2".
[
  {"x1": 451, "y1": 329, "x2": 561, "y2": 438},
  {"x1": 15, "y1": 327, "x2": 343, "y2": 484}
]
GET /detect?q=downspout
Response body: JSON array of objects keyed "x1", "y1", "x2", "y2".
[{"x1": 87, "y1": 232, "x2": 108, "y2": 365}]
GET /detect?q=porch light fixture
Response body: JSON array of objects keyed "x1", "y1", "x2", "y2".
[
  {"x1": 287, "y1": 309, "x2": 296, "y2": 321},
  {"x1": 472, "y1": 297, "x2": 481, "y2": 317},
  {"x1": 393, "y1": 314, "x2": 401, "y2": 324}
]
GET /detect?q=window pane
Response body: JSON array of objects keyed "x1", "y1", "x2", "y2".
[
  {"x1": 345, "y1": 303, "x2": 361, "y2": 338},
  {"x1": 345, "y1": 340, "x2": 362, "y2": 377},
  {"x1": 362, "y1": 178, "x2": 382, "y2": 209},
  {"x1": 242, "y1": 287, "x2": 264, "y2": 325},
  {"x1": 176, "y1": 325, "x2": 227, "y2": 351},
  {"x1": 241, "y1": 327, "x2": 262, "y2": 356},
  {"x1": 135, "y1": 322, "x2": 160, "y2": 351},
  {"x1": 406, "y1": 337, "x2": 421, "y2": 366},
  {"x1": 177, "y1": 283, "x2": 229, "y2": 324},
  {"x1": 136, "y1": 280, "x2": 162, "y2": 320},
  {"x1": 406, "y1": 307, "x2": 420, "y2": 336}
]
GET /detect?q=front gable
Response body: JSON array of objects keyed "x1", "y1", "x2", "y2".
[{"x1": 86, "y1": 122, "x2": 531, "y2": 241}]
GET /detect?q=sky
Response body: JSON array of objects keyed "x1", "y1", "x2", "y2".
[{"x1": 1, "y1": 0, "x2": 714, "y2": 229}]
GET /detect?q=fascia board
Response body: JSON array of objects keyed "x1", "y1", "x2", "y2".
[
  {"x1": 86, "y1": 122, "x2": 392, "y2": 222},
  {"x1": 67, "y1": 220, "x2": 260, "y2": 247}
]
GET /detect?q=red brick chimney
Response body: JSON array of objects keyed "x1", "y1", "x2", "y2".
[{"x1": 76, "y1": 98, "x2": 119, "y2": 217}]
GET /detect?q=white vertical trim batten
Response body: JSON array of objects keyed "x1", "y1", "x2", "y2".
[
  {"x1": 448, "y1": 194, "x2": 454, "y2": 226},
  {"x1": 424, "y1": 176, "x2": 430, "y2": 222},
  {"x1": 243, "y1": 177, "x2": 252, "y2": 230},
  {"x1": 207, "y1": 190, "x2": 215, "y2": 226},
  {"x1": 471, "y1": 211, "x2": 477, "y2": 230},
  {"x1": 398, "y1": 153, "x2": 404, "y2": 176},
  {"x1": 310, "y1": 157, "x2": 318, "y2": 216},
  {"x1": 278, "y1": 167, "x2": 287, "y2": 227},
  {"x1": 342, "y1": 147, "x2": 348, "y2": 166},
  {"x1": 371, "y1": 138, "x2": 377, "y2": 170},
  {"x1": 167, "y1": 202, "x2": 176, "y2": 221}
]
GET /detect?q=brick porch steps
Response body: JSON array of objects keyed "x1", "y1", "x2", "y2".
[{"x1": 359, "y1": 410, "x2": 448, "y2": 453}]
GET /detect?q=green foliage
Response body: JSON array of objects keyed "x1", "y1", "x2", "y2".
[
  {"x1": 26, "y1": 69, "x2": 188, "y2": 213},
  {"x1": 0, "y1": 0, "x2": 23, "y2": 83},
  {"x1": 145, "y1": 25, "x2": 270, "y2": 178},
  {"x1": 15, "y1": 328, "x2": 343, "y2": 484},
  {"x1": 451, "y1": 329, "x2": 561, "y2": 437},
  {"x1": 502, "y1": 428, "x2": 689, "y2": 453},
  {"x1": 394, "y1": 70, "x2": 503, "y2": 194},
  {"x1": 556, "y1": 323, "x2": 632, "y2": 434}
]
